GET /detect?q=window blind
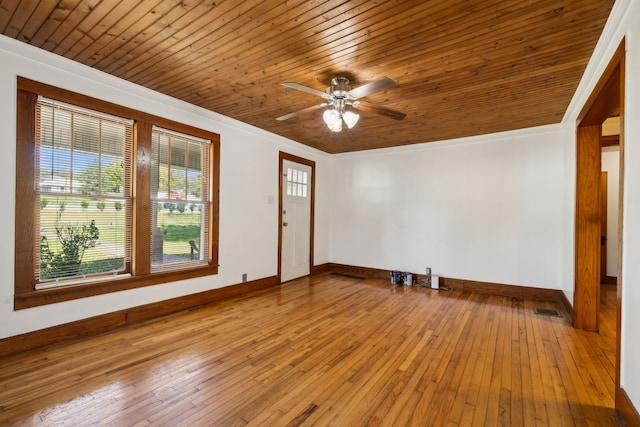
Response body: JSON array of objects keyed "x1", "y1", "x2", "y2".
[
  {"x1": 150, "y1": 126, "x2": 210, "y2": 272},
  {"x1": 35, "y1": 97, "x2": 133, "y2": 285}
]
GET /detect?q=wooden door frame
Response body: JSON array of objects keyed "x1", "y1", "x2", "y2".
[
  {"x1": 600, "y1": 171, "x2": 608, "y2": 284},
  {"x1": 574, "y1": 38, "x2": 624, "y2": 403},
  {"x1": 277, "y1": 151, "x2": 316, "y2": 283}
]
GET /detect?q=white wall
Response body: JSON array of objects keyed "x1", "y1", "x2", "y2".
[
  {"x1": 562, "y1": 0, "x2": 640, "y2": 413},
  {"x1": 329, "y1": 125, "x2": 567, "y2": 289},
  {"x1": 602, "y1": 147, "x2": 620, "y2": 277},
  {"x1": 0, "y1": 35, "x2": 331, "y2": 339}
]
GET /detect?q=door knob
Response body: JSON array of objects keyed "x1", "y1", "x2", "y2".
[{"x1": 283, "y1": 222, "x2": 288, "y2": 226}]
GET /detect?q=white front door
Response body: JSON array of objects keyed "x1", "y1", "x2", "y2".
[{"x1": 281, "y1": 159, "x2": 312, "y2": 282}]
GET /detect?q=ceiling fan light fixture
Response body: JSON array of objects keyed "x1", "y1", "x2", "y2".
[
  {"x1": 279, "y1": 76, "x2": 404, "y2": 133},
  {"x1": 323, "y1": 108, "x2": 340, "y2": 127},
  {"x1": 342, "y1": 110, "x2": 360, "y2": 129},
  {"x1": 329, "y1": 117, "x2": 343, "y2": 132}
]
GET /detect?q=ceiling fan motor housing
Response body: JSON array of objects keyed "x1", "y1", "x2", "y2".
[{"x1": 328, "y1": 77, "x2": 351, "y2": 99}]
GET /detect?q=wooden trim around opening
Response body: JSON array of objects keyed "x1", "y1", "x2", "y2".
[
  {"x1": 602, "y1": 134, "x2": 620, "y2": 147},
  {"x1": 15, "y1": 77, "x2": 221, "y2": 309},
  {"x1": 574, "y1": 124, "x2": 602, "y2": 332},
  {"x1": 277, "y1": 152, "x2": 316, "y2": 283},
  {"x1": 575, "y1": 37, "x2": 625, "y2": 418},
  {"x1": 616, "y1": 41, "x2": 626, "y2": 406},
  {"x1": 577, "y1": 42, "x2": 625, "y2": 127}
]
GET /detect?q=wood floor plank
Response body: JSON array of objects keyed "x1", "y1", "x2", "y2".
[
  {"x1": 499, "y1": 299, "x2": 518, "y2": 426},
  {"x1": 0, "y1": 274, "x2": 620, "y2": 426},
  {"x1": 448, "y1": 293, "x2": 494, "y2": 425},
  {"x1": 485, "y1": 299, "x2": 509, "y2": 426}
]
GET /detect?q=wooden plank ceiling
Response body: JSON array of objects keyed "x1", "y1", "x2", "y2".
[{"x1": 1, "y1": 0, "x2": 614, "y2": 154}]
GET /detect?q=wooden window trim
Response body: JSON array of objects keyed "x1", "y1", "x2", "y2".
[{"x1": 15, "y1": 77, "x2": 220, "y2": 310}]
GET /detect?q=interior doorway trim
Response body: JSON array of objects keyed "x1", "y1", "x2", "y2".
[
  {"x1": 574, "y1": 40, "x2": 624, "y2": 330},
  {"x1": 277, "y1": 151, "x2": 316, "y2": 283},
  {"x1": 574, "y1": 38, "x2": 625, "y2": 412}
]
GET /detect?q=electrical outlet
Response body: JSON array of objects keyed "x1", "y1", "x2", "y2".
[{"x1": 242, "y1": 273, "x2": 247, "y2": 283}]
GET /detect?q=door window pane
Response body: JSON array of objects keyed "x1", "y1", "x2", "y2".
[{"x1": 286, "y1": 167, "x2": 308, "y2": 197}]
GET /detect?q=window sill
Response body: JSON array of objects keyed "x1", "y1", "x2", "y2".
[
  {"x1": 35, "y1": 273, "x2": 133, "y2": 290},
  {"x1": 15, "y1": 265, "x2": 219, "y2": 310}
]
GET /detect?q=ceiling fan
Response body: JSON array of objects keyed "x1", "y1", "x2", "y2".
[{"x1": 276, "y1": 76, "x2": 406, "y2": 132}]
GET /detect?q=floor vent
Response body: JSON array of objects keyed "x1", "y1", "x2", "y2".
[
  {"x1": 534, "y1": 307, "x2": 562, "y2": 317},
  {"x1": 330, "y1": 272, "x2": 368, "y2": 280}
]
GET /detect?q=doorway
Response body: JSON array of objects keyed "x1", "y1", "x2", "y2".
[
  {"x1": 600, "y1": 170, "x2": 609, "y2": 284},
  {"x1": 601, "y1": 130, "x2": 621, "y2": 286},
  {"x1": 574, "y1": 41, "x2": 623, "y2": 331},
  {"x1": 278, "y1": 152, "x2": 315, "y2": 283},
  {"x1": 574, "y1": 39, "x2": 624, "y2": 401}
]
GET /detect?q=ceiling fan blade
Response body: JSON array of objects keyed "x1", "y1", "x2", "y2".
[
  {"x1": 276, "y1": 103, "x2": 327, "y2": 121},
  {"x1": 349, "y1": 77, "x2": 398, "y2": 99},
  {"x1": 354, "y1": 101, "x2": 406, "y2": 120},
  {"x1": 281, "y1": 82, "x2": 330, "y2": 99}
]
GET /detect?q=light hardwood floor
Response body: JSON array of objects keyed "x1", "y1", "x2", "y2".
[{"x1": 0, "y1": 274, "x2": 619, "y2": 426}]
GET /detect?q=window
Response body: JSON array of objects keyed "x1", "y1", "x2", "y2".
[
  {"x1": 36, "y1": 98, "x2": 133, "y2": 287},
  {"x1": 286, "y1": 167, "x2": 308, "y2": 197},
  {"x1": 150, "y1": 127, "x2": 209, "y2": 271},
  {"x1": 15, "y1": 78, "x2": 220, "y2": 309}
]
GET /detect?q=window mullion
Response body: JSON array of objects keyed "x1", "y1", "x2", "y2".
[
  {"x1": 70, "y1": 112, "x2": 74, "y2": 194},
  {"x1": 167, "y1": 136, "x2": 172, "y2": 195},
  {"x1": 132, "y1": 121, "x2": 152, "y2": 276},
  {"x1": 98, "y1": 119, "x2": 102, "y2": 195}
]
